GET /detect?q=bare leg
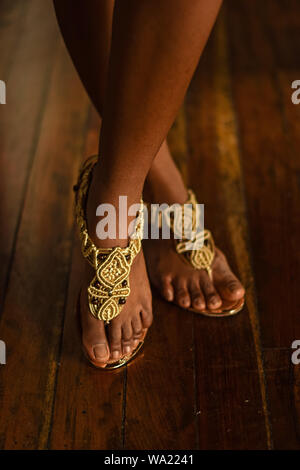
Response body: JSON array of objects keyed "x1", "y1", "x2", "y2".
[{"x1": 54, "y1": 0, "x2": 244, "y2": 366}]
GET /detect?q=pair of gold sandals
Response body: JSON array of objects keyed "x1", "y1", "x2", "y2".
[{"x1": 75, "y1": 156, "x2": 245, "y2": 370}]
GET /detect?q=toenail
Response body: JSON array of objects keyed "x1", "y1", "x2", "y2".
[
  {"x1": 93, "y1": 344, "x2": 108, "y2": 360},
  {"x1": 133, "y1": 340, "x2": 139, "y2": 348},
  {"x1": 228, "y1": 283, "x2": 237, "y2": 292},
  {"x1": 112, "y1": 350, "x2": 120, "y2": 359},
  {"x1": 124, "y1": 345, "x2": 131, "y2": 354},
  {"x1": 210, "y1": 297, "x2": 218, "y2": 305}
]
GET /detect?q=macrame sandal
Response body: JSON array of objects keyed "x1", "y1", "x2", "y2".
[
  {"x1": 153, "y1": 189, "x2": 244, "y2": 317},
  {"x1": 74, "y1": 155, "x2": 145, "y2": 369}
]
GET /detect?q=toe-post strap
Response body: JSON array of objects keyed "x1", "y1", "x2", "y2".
[
  {"x1": 157, "y1": 189, "x2": 215, "y2": 278},
  {"x1": 74, "y1": 156, "x2": 144, "y2": 324}
]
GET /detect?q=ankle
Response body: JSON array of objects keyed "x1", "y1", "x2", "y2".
[
  {"x1": 145, "y1": 168, "x2": 188, "y2": 205},
  {"x1": 86, "y1": 171, "x2": 143, "y2": 249},
  {"x1": 142, "y1": 139, "x2": 188, "y2": 204}
]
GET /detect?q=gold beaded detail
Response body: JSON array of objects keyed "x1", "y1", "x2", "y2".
[
  {"x1": 74, "y1": 156, "x2": 144, "y2": 323},
  {"x1": 159, "y1": 189, "x2": 215, "y2": 278}
]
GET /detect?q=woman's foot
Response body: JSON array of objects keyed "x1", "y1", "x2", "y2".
[
  {"x1": 79, "y1": 163, "x2": 153, "y2": 368},
  {"x1": 80, "y1": 250, "x2": 152, "y2": 367},
  {"x1": 144, "y1": 239, "x2": 244, "y2": 312},
  {"x1": 143, "y1": 142, "x2": 245, "y2": 312}
]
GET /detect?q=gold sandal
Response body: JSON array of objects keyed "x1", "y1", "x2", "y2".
[
  {"x1": 153, "y1": 189, "x2": 244, "y2": 317},
  {"x1": 74, "y1": 155, "x2": 145, "y2": 369}
]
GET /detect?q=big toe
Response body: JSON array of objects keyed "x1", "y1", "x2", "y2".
[
  {"x1": 212, "y1": 250, "x2": 245, "y2": 302},
  {"x1": 84, "y1": 330, "x2": 110, "y2": 367},
  {"x1": 92, "y1": 342, "x2": 110, "y2": 364},
  {"x1": 81, "y1": 302, "x2": 110, "y2": 367},
  {"x1": 214, "y1": 271, "x2": 245, "y2": 302},
  {"x1": 107, "y1": 319, "x2": 123, "y2": 361}
]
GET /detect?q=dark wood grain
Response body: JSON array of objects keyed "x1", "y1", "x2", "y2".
[
  {"x1": 124, "y1": 293, "x2": 197, "y2": 450},
  {"x1": 0, "y1": 0, "x2": 59, "y2": 311},
  {"x1": 0, "y1": 29, "x2": 90, "y2": 448},
  {"x1": 264, "y1": 349, "x2": 300, "y2": 449},
  {"x1": 227, "y1": 0, "x2": 300, "y2": 348},
  {"x1": 49, "y1": 108, "x2": 126, "y2": 450},
  {"x1": 49, "y1": 237, "x2": 125, "y2": 450},
  {"x1": 124, "y1": 105, "x2": 197, "y2": 450},
  {"x1": 227, "y1": 0, "x2": 300, "y2": 448},
  {"x1": 186, "y1": 13, "x2": 270, "y2": 449}
]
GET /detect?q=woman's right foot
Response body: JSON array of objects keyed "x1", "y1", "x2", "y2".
[
  {"x1": 78, "y1": 160, "x2": 153, "y2": 368},
  {"x1": 80, "y1": 249, "x2": 152, "y2": 368}
]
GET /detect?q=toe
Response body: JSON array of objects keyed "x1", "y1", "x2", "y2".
[
  {"x1": 122, "y1": 321, "x2": 133, "y2": 355},
  {"x1": 161, "y1": 275, "x2": 174, "y2": 302},
  {"x1": 174, "y1": 278, "x2": 191, "y2": 308},
  {"x1": 189, "y1": 280, "x2": 206, "y2": 311},
  {"x1": 107, "y1": 320, "x2": 122, "y2": 361},
  {"x1": 200, "y1": 272, "x2": 222, "y2": 310},
  {"x1": 132, "y1": 314, "x2": 144, "y2": 348},
  {"x1": 80, "y1": 294, "x2": 110, "y2": 366},
  {"x1": 83, "y1": 321, "x2": 110, "y2": 367},
  {"x1": 213, "y1": 254, "x2": 245, "y2": 301},
  {"x1": 141, "y1": 306, "x2": 153, "y2": 330},
  {"x1": 216, "y1": 274, "x2": 245, "y2": 301}
]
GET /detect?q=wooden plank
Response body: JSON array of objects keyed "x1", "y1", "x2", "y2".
[
  {"x1": 186, "y1": 12, "x2": 270, "y2": 449},
  {"x1": 49, "y1": 109, "x2": 126, "y2": 450},
  {"x1": 124, "y1": 294, "x2": 197, "y2": 450},
  {"x1": 226, "y1": 0, "x2": 300, "y2": 448},
  {"x1": 49, "y1": 236, "x2": 125, "y2": 450},
  {"x1": 261, "y1": 1, "x2": 300, "y2": 449},
  {"x1": 264, "y1": 349, "x2": 300, "y2": 449},
  {"x1": 0, "y1": 0, "x2": 59, "y2": 311},
  {"x1": 227, "y1": 0, "x2": 300, "y2": 348},
  {"x1": 0, "y1": 35, "x2": 90, "y2": 448},
  {"x1": 124, "y1": 112, "x2": 197, "y2": 450}
]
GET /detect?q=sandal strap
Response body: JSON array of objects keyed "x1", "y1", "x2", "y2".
[
  {"x1": 174, "y1": 190, "x2": 215, "y2": 275},
  {"x1": 74, "y1": 155, "x2": 144, "y2": 323},
  {"x1": 153, "y1": 189, "x2": 215, "y2": 276}
]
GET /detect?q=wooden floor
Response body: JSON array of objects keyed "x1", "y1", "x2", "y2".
[{"x1": 0, "y1": 0, "x2": 299, "y2": 450}]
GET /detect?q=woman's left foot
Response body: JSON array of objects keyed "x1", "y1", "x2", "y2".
[
  {"x1": 143, "y1": 237, "x2": 245, "y2": 312},
  {"x1": 143, "y1": 141, "x2": 245, "y2": 312}
]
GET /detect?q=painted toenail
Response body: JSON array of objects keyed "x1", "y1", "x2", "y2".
[
  {"x1": 124, "y1": 345, "x2": 131, "y2": 354},
  {"x1": 112, "y1": 350, "x2": 120, "y2": 359},
  {"x1": 93, "y1": 344, "x2": 108, "y2": 360}
]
